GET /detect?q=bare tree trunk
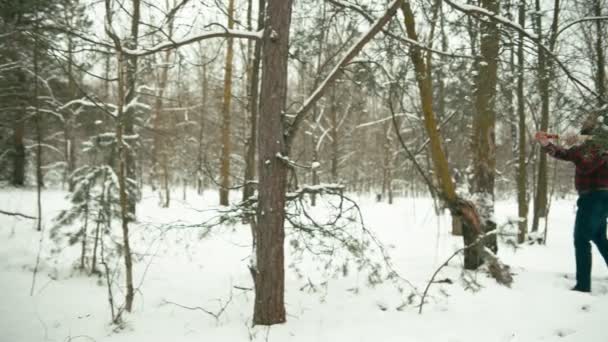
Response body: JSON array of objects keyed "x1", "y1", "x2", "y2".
[
  {"x1": 91, "y1": 169, "x2": 108, "y2": 274},
  {"x1": 152, "y1": 42, "x2": 173, "y2": 207},
  {"x1": 471, "y1": 0, "x2": 499, "y2": 253},
  {"x1": 253, "y1": 0, "x2": 293, "y2": 326},
  {"x1": 219, "y1": 0, "x2": 236, "y2": 206},
  {"x1": 117, "y1": 51, "x2": 135, "y2": 313},
  {"x1": 532, "y1": 0, "x2": 559, "y2": 232},
  {"x1": 595, "y1": 0, "x2": 606, "y2": 105},
  {"x1": 401, "y1": 1, "x2": 483, "y2": 269},
  {"x1": 65, "y1": 36, "x2": 77, "y2": 192},
  {"x1": 517, "y1": 0, "x2": 528, "y2": 243},
  {"x1": 13, "y1": 106, "x2": 25, "y2": 187},
  {"x1": 80, "y1": 195, "x2": 89, "y2": 270},
  {"x1": 330, "y1": 88, "x2": 339, "y2": 182},
  {"x1": 33, "y1": 18, "x2": 42, "y2": 231},
  {"x1": 124, "y1": 0, "x2": 141, "y2": 218},
  {"x1": 197, "y1": 57, "x2": 208, "y2": 195},
  {"x1": 243, "y1": 0, "x2": 265, "y2": 201}
]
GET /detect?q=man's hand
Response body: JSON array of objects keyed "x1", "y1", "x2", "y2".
[
  {"x1": 562, "y1": 132, "x2": 580, "y2": 146},
  {"x1": 535, "y1": 131, "x2": 550, "y2": 147}
]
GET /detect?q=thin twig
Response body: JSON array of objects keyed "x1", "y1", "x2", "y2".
[
  {"x1": 418, "y1": 230, "x2": 497, "y2": 314},
  {"x1": 162, "y1": 288, "x2": 233, "y2": 323}
]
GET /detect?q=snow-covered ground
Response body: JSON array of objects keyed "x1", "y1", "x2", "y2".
[{"x1": 1, "y1": 189, "x2": 607, "y2": 342}]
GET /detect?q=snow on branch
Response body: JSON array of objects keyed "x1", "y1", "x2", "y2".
[
  {"x1": 60, "y1": 98, "x2": 118, "y2": 117},
  {"x1": 122, "y1": 29, "x2": 264, "y2": 57},
  {"x1": 286, "y1": 0, "x2": 402, "y2": 148}
]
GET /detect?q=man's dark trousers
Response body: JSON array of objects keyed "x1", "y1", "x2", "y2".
[{"x1": 574, "y1": 190, "x2": 608, "y2": 291}]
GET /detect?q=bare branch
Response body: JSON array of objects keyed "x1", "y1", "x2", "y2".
[
  {"x1": 327, "y1": 0, "x2": 475, "y2": 60},
  {"x1": 418, "y1": 230, "x2": 498, "y2": 314},
  {"x1": 443, "y1": 0, "x2": 598, "y2": 98},
  {"x1": 122, "y1": 29, "x2": 264, "y2": 57},
  {"x1": 556, "y1": 16, "x2": 608, "y2": 39},
  {"x1": 162, "y1": 289, "x2": 233, "y2": 323},
  {"x1": 286, "y1": 0, "x2": 403, "y2": 148},
  {"x1": 0, "y1": 209, "x2": 36, "y2": 220}
]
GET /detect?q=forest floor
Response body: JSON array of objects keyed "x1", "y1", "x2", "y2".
[{"x1": 1, "y1": 188, "x2": 608, "y2": 342}]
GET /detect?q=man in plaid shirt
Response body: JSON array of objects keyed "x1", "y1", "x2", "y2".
[{"x1": 536, "y1": 114, "x2": 608, "y2": 293}]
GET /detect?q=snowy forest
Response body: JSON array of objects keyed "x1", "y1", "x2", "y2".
[{"x1": 1, "y1": 0, "x2": 608, "y2": 341}]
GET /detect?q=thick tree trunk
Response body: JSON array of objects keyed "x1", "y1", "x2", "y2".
[
  {"x1": 517, "y1": 0, "x2": 528, "y2": 243},
  {"x1": 401, "y1": 1, "x2": 483, "y2": 269},
  {"x1": 471, "y1": 0, "x2": 499, "y2": 253},
  {"x1": 219, "y1": 0, "x2": 236, "y2": 206},
  {"x1": 253, "y1": 0, "x2": 293, "y2": 326}
]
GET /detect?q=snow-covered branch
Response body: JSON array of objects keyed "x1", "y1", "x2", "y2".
[{"x1": 60, "y1": 98, "x2": 117, "y2": 116}]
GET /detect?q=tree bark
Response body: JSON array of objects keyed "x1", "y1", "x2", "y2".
[
  {"x1": 517, "y1": 0, "x2": 528, "y2": 243},
  {"x1": 531, "y1": 0, "x2": 559, "y2": 233},
  {"x1": 595, "y1": 0, "x2": 606, "y2": 105},
  {"x1": 253, "y1": 0, "x2": 293, "y2": 326},
  {"x1": 401, "y1": 1, "x2": 483, "y2": 269},
  {"x1": 219, "y1": 0, "x2": 236, "y2": 206},
  {"x1": 152, "y1": 29, "x2": 174, "y2": 207},
  {"x1": 471, "y1": 0, "x2": 499, "y2": 253},
  {"x1": 117, "y1": 51, "x2": 135, "y2": 313},
  {"x1": 66, "y1": 34, "x2": 77, "y2": 192},
  {"x1": 12, "y1": 109, "x2": 25, "y2": 187},
  {"x1": 243, "y1": 0, "x2": 265, "y2": 202},
  {"x1": 197, "y1": 61, "x2": 208, "y2": 195},
  {"x1": 124, "y1": 0, "x2": 141, "y2": 217},
  {"x1": 330, "y1": 88, "x2": 339, "y2": 182}
]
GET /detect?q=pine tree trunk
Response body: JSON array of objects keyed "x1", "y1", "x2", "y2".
[
  {"x1": 219, "y1": 0, "x2": 236, "y2": 206},
  {"x1": 253, "y1": 0, "x2": 293, "y2": 326}
]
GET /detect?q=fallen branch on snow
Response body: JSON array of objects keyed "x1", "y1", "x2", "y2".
[{"x1": 0, "y1": 209, "x2": 36, "y2": 220}]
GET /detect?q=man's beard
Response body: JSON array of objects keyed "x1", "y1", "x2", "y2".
[{"x1": 581, "y1": 126, "x2": 594, "y2": 135}]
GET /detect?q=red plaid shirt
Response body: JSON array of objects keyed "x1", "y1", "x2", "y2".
[{"x1": 543, "y1": 142, "x2": 608, "y2": 193}]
